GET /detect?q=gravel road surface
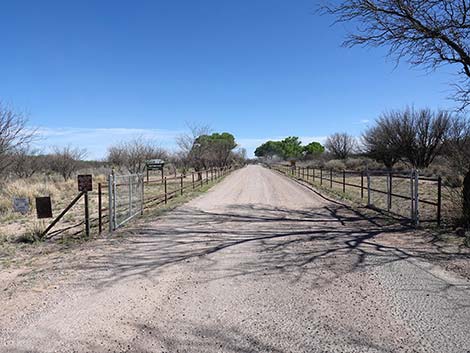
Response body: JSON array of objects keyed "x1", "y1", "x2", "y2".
[{"x1": 1, "y1": 165, "x2": 470, "y2": 353}]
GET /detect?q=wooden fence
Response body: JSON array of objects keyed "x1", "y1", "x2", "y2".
[{"x1": 273, "y1": 165, "x2": 442, "y2": 226}]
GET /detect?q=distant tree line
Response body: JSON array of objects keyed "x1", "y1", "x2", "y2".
[
  {"x1": 255, "y1": 137, "x2": 324, "y2": 161},
  {"x1": 0, "y1": 103, "x2": 244, "y2": 183},
  {"x1": 254, "y1": 106, "x2": 470, "y2": 226},
  {"x1": 320, "y1": 0, "x2": 470, "y2": 227}
]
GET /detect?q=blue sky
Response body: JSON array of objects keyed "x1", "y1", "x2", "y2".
[{"x1": 0, "y1": 0, "x2": 457, "y2": 158}]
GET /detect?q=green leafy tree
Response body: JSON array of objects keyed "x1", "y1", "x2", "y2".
[
  {"x1": 255, "y1": 137, "x2": 324, "y2": 161},
  {"x1": 303, "y1": 142, "x2": 325, "y2": 158},
  {"x1": 279, "y1": 136, "x2": 303, "y2": 160},
  {"x1": 254, "y1": 140, "x2": 283, "y2": 159},
  {"x1": 191, "y1": 132, "x2": 237, "y2": 169}
]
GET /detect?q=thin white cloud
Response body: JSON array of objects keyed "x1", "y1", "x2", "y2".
[
  {"x1": 32, "y1": 126, "x2": 184, "y2": 159},
  {"x1": 32, "y1": 127, "x2": 329, "y2": 159},
  {"x1": 36, "y1": 127, "x2": 183, "y2": 140},
  {"x1": 237, "y1": 136, "x2": 327, "y2": 148}
]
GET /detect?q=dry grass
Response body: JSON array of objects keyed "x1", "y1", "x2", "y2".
[
  {"x1": 0, "y1": 175, "x2": 95, "y2": 242},
  {"x1": 0, "y1": 169, "x2": 224, "y2": 243},
  {"x1": 274, "y1": 166, "x2": 460, "y2": 226}
]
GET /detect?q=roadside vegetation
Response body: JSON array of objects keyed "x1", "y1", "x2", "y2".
[
  {"x1": 0, "y1": 108, "x2": 245, "y2": 244},
  {"x1": 255, "y1": 108, "x2": 470, "y2": 237},
  {"x1": 254, "y1": 0, "x2": 470, "y2": 242}
]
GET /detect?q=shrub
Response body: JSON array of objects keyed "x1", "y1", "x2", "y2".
[
  {"x1": 444, "y1": 174, "x2": 463, "y2": 188},
  {"x1": 324, "y1": 159, "x2": 346, "y2": 171},
  {"x1": 344, "y1": 158, "x2": 365, "y2": 171}
]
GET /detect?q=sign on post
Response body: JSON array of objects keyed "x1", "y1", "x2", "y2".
[
  {"x1": 146, "y1": 159, "x2": 165, "y2": 182},
  {"x1": 13, "y1": 197, "x2": 30, "y2": 215},
  {"x1": 78, "y1": 175, "x2": 93, "y2": 192},
  {"x1": 36, "y1": 197, "x2": 53, "y2": 219},
  {"x1": 146, "y1": 159, "x2": 165, "y2": 171}
]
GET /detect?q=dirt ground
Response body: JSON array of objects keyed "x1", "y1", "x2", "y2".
[{"x1": 0, "y1": 165, "x2": 469, "y2": 353}]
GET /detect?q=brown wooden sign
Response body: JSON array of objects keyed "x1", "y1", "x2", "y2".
[
  {"x1": 78, "y1": 175, "x2": 93, "y2": 192},
  {"x1": 36, "y1": 197, "x2": 53, "y2": 219}
]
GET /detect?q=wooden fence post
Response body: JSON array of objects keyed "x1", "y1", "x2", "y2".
[
  {"x1": 192, "y1": 172, "x2": 195, "y2": 189},
  {"x1": 320, "y1": 168, "x2": 323, "y2": 185},
  {"x1": 141, "y1": 176, "x2": 144, "y2": 215},
  {"x1": 330, "y1": 169, "x2": 333, "y2": 188},
  {"x1": 342, "y1": 170, "x2": 345, "y2": 193},
  {"x1": 84, "y1": 191, "x2": 90, "y2": 237},
  {"x1": 312, "y1": 168, "x2": 315, "y2": 182},
  {"x1": 410, "y1": 170, "x2": 415, "y2": 222},
  {"x1": 367, "y1": 170, "x2": 371, "y2": 207},
  {"x1": 437, "y1": 176, "x2": 442, "y2": 226},
  {"x1": 164, "y1": 177, "x2": 168, "y2": 204},
  {"x1": 98, "y1": 183, "x2": 102, "y2": 234},
  {"x1": 360, "y1": 171, "x2": 364, "y2": 199},
  {"x1": 415, "y1": 170, "x2": 420, "y2": 227},
  {"x1": 128, "y1": 175, "x2": 133, "y2": 218},
  {"x1": 108, "y1": 174, "x2": 114, "y2": 232},
  {"x1": 180, "y1": 175, "x2": 184, "y2": 195}
]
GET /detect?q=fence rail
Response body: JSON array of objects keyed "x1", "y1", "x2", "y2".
[
  {"x1": 272, "y1": 165, "x2": 442, "y2": 226},
  {"x1": 106, "y1": 166, "x2": 234, "y2": 231},
  {"x1": 40, "y1": 166, "x2": 235, "y2": 239}
]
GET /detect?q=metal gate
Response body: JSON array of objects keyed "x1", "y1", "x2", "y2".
[
  {"x1": 108, "y1": 172, "x2": 144, "y2": 231},
  {"x1": 366, "y1": 169, "x2": 421, "y2": 225}
]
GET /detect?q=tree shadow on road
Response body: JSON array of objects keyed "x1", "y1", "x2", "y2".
[{"x1": 55, "y1": 202, "x2": 470, "y2": 294}]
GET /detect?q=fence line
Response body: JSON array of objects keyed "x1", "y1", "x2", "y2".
[
  {"x1": 40, "y1": 166, "x2": 236, "y2": 239},
  {"x1": 106, "y1": 166, "x2": 234, "y2": 231},
  {"x1": 272, "y1": 165, "x2": 442, "y2": 226}
]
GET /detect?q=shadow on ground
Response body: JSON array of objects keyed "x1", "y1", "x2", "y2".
[{"x1": 50, "y1": 202, "x2": 470, "y2": 292}]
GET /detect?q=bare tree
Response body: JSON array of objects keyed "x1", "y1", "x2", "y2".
[
  {"x1": 10, "y1": 147, "x2": 43, "y2": 178},
  {"x1": 49, "y1": 146, "x2": 87, "y2": 181},
  {"x1": 325, "y1": 133, "x2": 357, "y2": 160},
  {"x1": 364, "y1": 107, "x2": 452, "y2": 169},
  {"x1": 446, "y1": 117, "x2": 470, "y2": 174},
  {"x1": 322, "y1": 0, "x2": 470, "y2": 109},
  {"x1": 107, "y1": 139, "x2": 167, "y2": 174},
  {"x1": 232, "y1": 147, "x2": 247, "y2": 165},
  {"x1": 445, "y1": 117, "x2": 470, "y2": 225},
  {"x1": 362, "y1": 124, "x2": 401, "y2": 169},
  {"x1": 0, "y1": 102, "x2": 35, "y2": 173},
  {"x1": 176, "y1": 123, "x2": 212, "y2": 172}
]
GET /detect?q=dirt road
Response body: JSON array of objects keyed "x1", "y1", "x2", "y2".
[{"x1": 1, "y1": 165, "x2": 470, "y2": 353}]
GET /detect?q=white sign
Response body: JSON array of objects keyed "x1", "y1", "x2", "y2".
[{"x1": 13, "y1": 198, "x2": 30, "y2": 215}]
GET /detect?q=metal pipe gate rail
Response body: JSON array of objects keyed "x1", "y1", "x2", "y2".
[{"x1": 106, "y1": 166, "x2": 234, "y2": 232}]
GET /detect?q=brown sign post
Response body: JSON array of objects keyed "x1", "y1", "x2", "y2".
[
  {"x1": 77, "y1": 175, "x2": 92, "y2": 237},
  {"x1": 146, "y1": 159, "x2": 165, "y2": 183},
  {"x1": 36, "y1": 197, "x2": 53, "y2": 219},
  {"x1": 78, "y1": 175, "x2": 93, "y2": 192}
]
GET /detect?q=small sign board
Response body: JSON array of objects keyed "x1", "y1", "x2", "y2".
[
  {"x1": 146, "y1": 159, "x2": 165, "y2": 171},
  {"x1": 13, "y1": 197, "x2": 30, "y2": 215},
  {"x1": 78, "y1": 174, "x2": 93, "y2": 192},
  {"x1": 36, "y1": 197, "x2": 53, "y2": 219}
]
